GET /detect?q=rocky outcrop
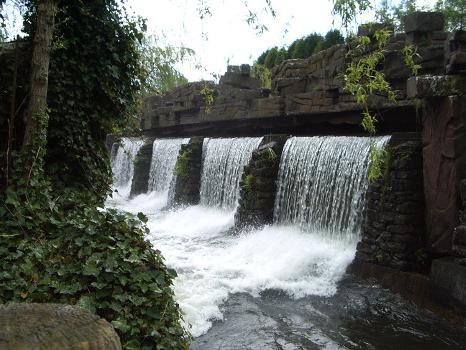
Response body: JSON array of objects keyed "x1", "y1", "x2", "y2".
[
  {"x1": 0, "y1": 303, "x2": 121, "y2": 350},
  {"x1": 354, "y1": 136, "x2": 425, "y2": 271},
  {"x1": 235, "y1": 136, "x2": 288, "y2": 229},
  {"x1": 170, "y1": 137, "x2": 203, "y2": 206},
  {"x1": 130, "y1": 139, "x2": 154, "y2": 197}
]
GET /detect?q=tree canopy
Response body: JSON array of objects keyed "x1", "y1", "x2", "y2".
[{"x1": 256, "y1": 29, "x2": 344, "y2": 70}]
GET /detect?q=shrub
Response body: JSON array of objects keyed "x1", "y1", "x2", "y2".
[{"x1": 0, "y1": 204, "x2": 190, "y2": 349}]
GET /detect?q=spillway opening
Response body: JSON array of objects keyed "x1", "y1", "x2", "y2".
[{"x1": 109, "y1": 135, "x2": 397, "y2": 338}]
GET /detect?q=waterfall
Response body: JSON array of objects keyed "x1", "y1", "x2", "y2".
[
  {"x1": 148, "y1": 138, "x2": 189, "y2": 193},
  {"x1": 110, "y1": 137, "x2": 144, "y2": 197},
  {"x1": 200, "y1": 137, "x2": 262, "y2": 210},
  {"x1": 274, "y1": 136, "x2": 390, "y2": 241}
]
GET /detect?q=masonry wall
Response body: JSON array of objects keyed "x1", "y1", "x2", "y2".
[
  {"x1": 130, "y1": 139, "x2": 154, "y2": 197},
  {"x1": 170, "y1": 137, "x2": 203, "y2": 207},
  {"x1": 235, "y1": 136, "x2": 288, "y2": 229},
  {"x1": 354, "y1": 136, "x2": 426, "y2": 271}
]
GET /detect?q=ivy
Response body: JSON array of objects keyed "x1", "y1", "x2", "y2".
[
  {"x1": 0, "y1": 201, "x2": 191, "y2": 349},
  {"x1": 1, "y1": 1, "x2": 190, "y2": 348}
]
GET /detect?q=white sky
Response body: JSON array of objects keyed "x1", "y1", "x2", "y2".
[{"x1": 127, "y1": 0, "x2": 438, "y2": 81}]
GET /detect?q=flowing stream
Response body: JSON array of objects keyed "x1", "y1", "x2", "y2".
[
  {"x1": 110, "y1": 137, "x2": 144, "y2": 198},
  {"x1": 109, "y1": 136, "x2": 465, "y2": 349},
  {"x1": 148, "y1": 138, "x2": 189, "y2": 193},
  {"x1": 200, "y1": 137, "x2": 263, "y2": 210}
]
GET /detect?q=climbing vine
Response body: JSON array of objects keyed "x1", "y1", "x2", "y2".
[{"x1": 0, "y1": 1, "x2": 190, "y2": 348}]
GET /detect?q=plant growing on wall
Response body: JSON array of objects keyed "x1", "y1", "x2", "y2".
[
  {"x1": 332, "y1": 1, "x2": 422, "y2": 180},
  {"x1": 0, "y1": 1, "x2": 190, "y2": 347},
  {"x1": 201, "y1": 82, "x2": 215, "y2": 113}
]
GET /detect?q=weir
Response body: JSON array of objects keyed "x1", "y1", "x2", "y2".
[
  {"x1": 110, "y1": 137, "x2": 144, "y2": 198},
  {"x1": 200, "y1": 137, "x2": 262, "y2": 210},
  {"x1": 106, "y1": 11, "x2": 466, "y2": 318},
  {"x1": 274, "y1": 136, "x2": 390, "y2": 241},
  {"x1": 148, "y1": 138, "x2": 189, "y2": 193}
]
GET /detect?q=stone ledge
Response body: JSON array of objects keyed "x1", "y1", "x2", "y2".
[{"x1": 407, "y1": 75, "x2": 466, "y2": 98}]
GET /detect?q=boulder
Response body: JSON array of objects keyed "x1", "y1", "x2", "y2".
[{"x1": 0, "y1": 303, "x2": 121, "y2": 350}]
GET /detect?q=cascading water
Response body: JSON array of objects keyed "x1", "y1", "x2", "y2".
[
  {"x1": 107, "y1": 134, "x2": 463, "y2": 349},
  {"x1": 110, "y1": 137, "x2": 144, "y2": 198},
  {"x1": 274, "y1": 136, "x2": 390, "y2": 242},
  {"x1": 148, "y1": 138, "x2": 189, "y2": 193},
  {"x1": 200, "y1": 137, "x2": 262, "y2": 210}
]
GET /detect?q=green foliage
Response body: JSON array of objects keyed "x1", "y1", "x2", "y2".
[
  {"x1": 323, "y1": 29, "x2": 345, "y2": 49},
  {"x1": 435, "y1": 0, "x2": 465, "y2": 31},
  {"x1": 256, "y1": 29, "x2": 344, "y2": 69},
  {"x1": 139, "y1": 35, "x2": 194, "y2": 97},
  {"x1": 1, "y1": 1, "x2": 190, "y2": 348},
  {"x1": 0, "y1": 203, "x2": 190, "y2": 349},
  {"x1": 174, "y1": 150, "x2": 190, "y2": 179},
  {"x1": 402, "y1": 44, "x2": 422, "y2": 75},
  {"x1": 344, "y1": 26, "x2": 421, "y2": 137},
  {"x1": 263, "y1": 46, "x2": 278, "y2": 69},
  {"x1": 263, "y1": 147, "x2": 277, "y2": 162},
  {"x1": 242, "y1": 174, "x2": 255, "y2": 193},
  {"x1": 344, "y1": 28, "x2": 395, "y2": 135},
  {"x1": 26, "y1": 0, "x2": 147, "y2": 204},
  {"x1": 251, "y1": 63, "x2": 271, "y2": 88},
  {"x1": 200, "y1": 82, "x2": 215, "y2": 113},
  {"x1": 331, "y1": 0, "x2": 372, "y2": 30},
  {"x1": 368, "y1": 143, "x2": 386, "y2": 182}
]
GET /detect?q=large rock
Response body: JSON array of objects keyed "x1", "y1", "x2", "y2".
[{"x1": 0, "y1": 303, "x2": 121, "y2": 350}]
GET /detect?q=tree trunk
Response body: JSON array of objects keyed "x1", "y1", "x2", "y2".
[{"x1": 22, "y1": 0, "x2": 57, "y2": 174}]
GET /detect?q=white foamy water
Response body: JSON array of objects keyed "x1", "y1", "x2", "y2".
[
  {"x1": 107, "y1": 136, "x2": 389, "y2": 338},
  {"x1": 139, "y1": 203, "x2": 355, "y2": 337},
  {"x1": 110, "y1": 137, "x2": 144, "y2": 199}
]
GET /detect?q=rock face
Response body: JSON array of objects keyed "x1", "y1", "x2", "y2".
[
  {"x1": 355, "y1": 136, "x2": 426, "y2": 271},
  {"x1": 235, "y1": 136, "x2": 288, "y2": 229},
  {"x1": 170, "y1": 137, "x2": 203, "y2": 206},
  {"x1": 0, "y1": 303, "x2": 121, "y2": 350},
  {"x1": 422, "y1": 96, "x2": 466, "y2": 254},
  {"x1": 130, "y1": 139, "x2": 154, "y2": 197}
]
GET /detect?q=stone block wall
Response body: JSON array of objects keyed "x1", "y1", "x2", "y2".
[
  {"x1": 235, "y1": 136, "x2": 288, "y2": 229},
  {"x1": 130, "y1": 139, "x2": 154, "y2": 197},
  {"x1": 170, "y1": 137, "x2": 203, "y2": 206},
  {"x1": 354, "y1": 136, "x2": 426, "y2": 271},
  {"x1": 140, "y1": 12, "x2": 452, "y2": 136}
]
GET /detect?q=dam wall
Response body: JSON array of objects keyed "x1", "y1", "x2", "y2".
[{"x1": 111, "y1": 12, "x2": 466, "y2": 316}]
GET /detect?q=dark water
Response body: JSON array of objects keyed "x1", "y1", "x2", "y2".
[{"x1": 192, "y1": 276, "x2": 466, "y2": 350}]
